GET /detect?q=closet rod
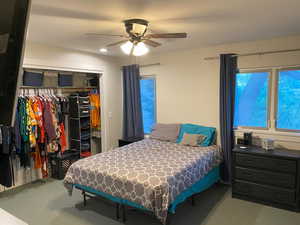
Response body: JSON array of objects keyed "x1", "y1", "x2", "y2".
[
  {"x1": 23, "y1": 64, "x2": 103, "y2": 74},
  {"x1": 204, "y1": 48, "x2": 300, "y2": 60},
  {"x1": 20, "y1": 86, "x2": 97, "y2": 90}
]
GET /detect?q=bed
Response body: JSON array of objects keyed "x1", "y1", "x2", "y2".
[{"x1": 64, "y1": 138, "x2": 223, "y2": 224}]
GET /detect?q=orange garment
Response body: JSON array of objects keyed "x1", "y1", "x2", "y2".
[
  {"x1": 59, "y1": 123, "x2": 67, "y2": 153},
  {"x1": 33, "y1": 98, "x2": 45, "y2": 143},
  {"x1": 32, "y1": 144, "x2": 42, "y2": 169},
  {"x1": 89, "y1": 94, "x2": 101, "y2": 128},
  {"x1": 28, "y1": 99, "x2": 38, "y2": 148},
  {"x1": 80, "y1": 151, "x2": 92, "y2": 158}
]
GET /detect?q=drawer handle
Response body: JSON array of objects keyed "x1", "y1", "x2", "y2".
[
  {"x1": 82, "y1": 111, "x2": 89, "y2": 113},
  {"x1": 242, "y1": 172, "x2": 253, "y2": 176},
  {"x1": 82, "y1": 101, "x2": 89, "y2": 104},
  {"x1": 239, "y1": 159, "x2": 254, "y2": 164}
]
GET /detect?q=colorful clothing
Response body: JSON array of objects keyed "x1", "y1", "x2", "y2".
[
  {"x1": 90, "y1": 94, "x2": 101, "y2": 128},
  {"x1": 14, "y1": 95, "x2": 69, "y2": 171}
]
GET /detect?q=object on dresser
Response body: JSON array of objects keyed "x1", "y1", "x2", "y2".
[
  {"x1": 243, "y1": 132, "x2": 253, "y2": 145},
  {"x1": 262, "y1": 138, "x2": 275, "y2": 150},
  {"x1": 237, "y1": 138, "x2": 245, "y2": 145},
  {"x1": 232, "y1": 145, "x2": 300, "y2": 212}
]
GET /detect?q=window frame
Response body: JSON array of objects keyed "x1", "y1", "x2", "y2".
[
  {"x1": 274, "y1": 67, "x2": 300, "y2": 132},
  {"x1": 140, "y1": 75, "x2": 157, "y2": 134},
  {"x1": 235, "y1": 69, "x2": 272, "y2": 130}
]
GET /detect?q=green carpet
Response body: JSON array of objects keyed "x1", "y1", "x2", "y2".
[{"x1": 0, "y1": 180, "x2": 299, "y2": 225}]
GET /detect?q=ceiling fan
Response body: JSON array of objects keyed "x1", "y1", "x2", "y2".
[{"x1": 86, "y1": 18, "x2": 187, "y2": 56}]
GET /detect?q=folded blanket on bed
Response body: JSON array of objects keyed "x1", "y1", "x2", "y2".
[{"x1": 64, "y1": 139, "x2": 223, "y2": 224}]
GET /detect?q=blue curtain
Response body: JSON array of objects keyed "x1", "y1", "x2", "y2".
[
  {"x1": 219, "y1": 54, "x2": 238, "y2": 184},
  {"x1": 122, "y1": 64, "x2": 144, "y2": 140}
]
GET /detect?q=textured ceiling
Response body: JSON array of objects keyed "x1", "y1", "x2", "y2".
[{"x1": 27, "y1": 0, "x2": 300, "y2": 56}]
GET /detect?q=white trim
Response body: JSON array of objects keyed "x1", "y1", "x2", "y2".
[
  {"x1": 99, "y1": 75, "x2": 107, "y2": 152},
  {"x1": 235, "y1": 129, "x2": 300, "y2": 145},
  {"x1": 23, "y1": 63, "x2": 103, "y2": 74},
  {"x1": 240, "y1": 64, "x2": 300, "y2": 70},
  {"x1": 235, "y1": 128, "x2": 300, "y2": 138}
]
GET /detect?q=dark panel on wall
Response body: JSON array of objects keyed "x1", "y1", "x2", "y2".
[{"x1": 0, "y1": 0, "x2": 30, "y2": 125}]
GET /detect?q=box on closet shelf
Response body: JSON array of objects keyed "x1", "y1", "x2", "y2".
[
  {"x1": 58, "y1": 73, "x2": 73, "y2": 87},
  {"x1": 23, "y1": 71, "x2": 44, "y2": 86}
]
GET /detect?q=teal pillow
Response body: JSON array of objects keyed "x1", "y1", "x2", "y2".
[{"x1": 176, "y1": 124, "x2": 216, "y2": 146}]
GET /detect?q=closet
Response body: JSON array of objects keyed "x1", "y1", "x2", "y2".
[{"x1": 0, "y1": 67, "x2": 103, "y2": 191}]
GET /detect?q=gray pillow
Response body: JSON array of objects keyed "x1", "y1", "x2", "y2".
[
  {"x1": 180, "y1": 133, "x2": 207, "y2": 147},
  {"x1": 150, "y1": 123, "x2": 180, "y2": 142}
]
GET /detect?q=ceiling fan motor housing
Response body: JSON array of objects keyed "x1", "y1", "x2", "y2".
[{"x1": 124, "y1": 19, "x2": 149, "y2": 40}]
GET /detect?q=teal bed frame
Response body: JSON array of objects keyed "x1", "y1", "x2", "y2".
[{"x1": 74, "y1": 166, "x2": 220, "y2": 224}]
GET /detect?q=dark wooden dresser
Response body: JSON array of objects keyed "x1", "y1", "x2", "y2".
[{"x1": 232, "y1": 145, "x2": 300, "y2": 212}]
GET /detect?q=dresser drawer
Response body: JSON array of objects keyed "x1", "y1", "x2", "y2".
[
  {"x1": 233, "y1": 181, "x2": 296, "y2": 205},
  {"x1": 235, "y1": 167, "x2": 296, "y2": 189},
  {"x1": 235, "y1": 153, "x2": 297, "y2": 173}
]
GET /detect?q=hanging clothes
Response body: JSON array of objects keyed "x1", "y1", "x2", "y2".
[
  {"x1": 18, "y1": 97, "x2": 31, "y2": 167},
  {"x1": 43, "y1": 101, "x2": 56, "y2": 141},
  {"x1": 0, "y1": 126, "x2": 14, "y2": 188},
  {"x1": 59, "y1": 123, "x2": 67, "y2": 153},
  {"x1": 32, "y1": 97, "x2": 45, "y2": 143},
  {"x1": 28, "y1": 98, "x2": 38, "y2": 148},
  {"x1": 89, "y1": 93, "x2": 101, "y2": 128},
  {"x1": 14, "y1": 92, "x2": 69, "y2": 172}
]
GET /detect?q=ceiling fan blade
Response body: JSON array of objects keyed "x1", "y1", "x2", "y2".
[
  {"x1": 86, "y1": 33, "x2": 127, "y2": 38},
  {"x1": 106, "y1": 40, "x2": 128, "y2": 47},
  {"x1": 145, "y1": 33, "x2": 187, "y2": 39},
  {"x1": 142, "y1": 39, "x2": 162, "y2": 47}
]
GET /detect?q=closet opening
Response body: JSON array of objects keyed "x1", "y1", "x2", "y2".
[{"x1": 0, "y1": 67, "x2": 103, "y2": 192}]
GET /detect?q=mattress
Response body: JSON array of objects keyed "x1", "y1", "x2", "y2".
[{"x1": 64, "y1": 139, "x2": 223, "y2": 224}]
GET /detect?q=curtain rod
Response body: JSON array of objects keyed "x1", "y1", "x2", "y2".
[
  {"x1": 120, "y1": 63, "x2": 160, "y2": 70},
  {"x1": 239, "y1": 64, "x2": 300, "y2": 70},
  {"x1": 204, "y1": 48, "x2": 300, "y2": 60},
  {"x1": 140, "y1": 63, "x2": 161, "y2": 68}
]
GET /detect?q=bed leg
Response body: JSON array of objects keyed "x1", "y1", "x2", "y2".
[
  {"x1": 166, "y1": 213, "x2": 173, "y2": 225},
  {"x1": 191, "y1": 195, "x2": 196, "y2": 206},
  {"x1": 122, "y1": 204, "x2": 126, "y2": 223},
  {"x1": 82, "y1": 191, "x2": 87, "y2": 207},
  {"x1": 116, "y1": 203, "x2": 120, "y2": 220}
]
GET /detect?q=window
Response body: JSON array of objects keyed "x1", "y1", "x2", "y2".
[
  {"x1": 234, "y1": 68, "x2": 300, "y2": 132},
  {"x1": 234, "y1": 71, "x2": 270, "y2": 128},
  {"x1": 276, "y1": 69, "x2": 300, "y2": 130},
  {"x1": 140, "y1": 77, "x2": 156, "y2": 133}
]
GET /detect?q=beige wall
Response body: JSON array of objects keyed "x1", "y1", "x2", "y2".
[{"x1": 135, "y1": 35, "x2": 300, "y2": 149}]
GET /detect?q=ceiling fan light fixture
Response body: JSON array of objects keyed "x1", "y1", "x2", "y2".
[
  {"x1": 99, "y1": 48, "x2": 107, "y2": 53},
  {"x1": 132, "y1": 23, "x2": 147, "y2": 36},
  {"x1": 120, "y1": 41, "x2": 134, "y2": 55},
  {"x1": 133, "y1": 42, "x2": 149, "y2": 56}
]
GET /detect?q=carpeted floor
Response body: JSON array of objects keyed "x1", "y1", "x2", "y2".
[{"x1": 0, "y1": 180, "x2": 299, "y2": 225}]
